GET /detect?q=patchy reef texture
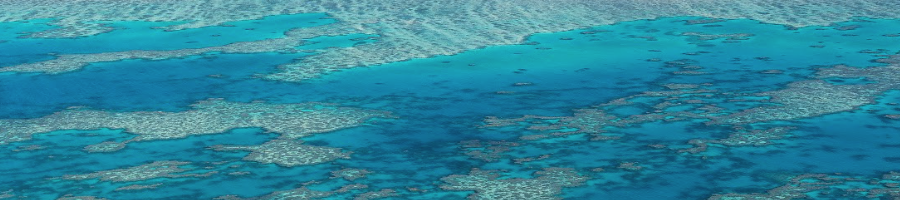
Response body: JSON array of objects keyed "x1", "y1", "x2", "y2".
[
  {"x1": 483, "y1": 62, "x2": 900, "y2": 153},
  {"x1": 55, "y1": 196, "x2": 108, "y2": 200},
  {"x1": 82, "y1": 141, "x2": 127, "y2": 153},
  {"x1": 709, "y1": 172, "x2": 900, "y2": 199},
  {"x1": 458, "y1": 140, "x2": 520, "y2": 162},
  {"x1": 62, "y1": 161, "x2": 215, "y2": 183},
  {"x1": 215, "y1": 184, "x2": 370, "y2": 200},
  {"x1": 215, "y1": 187, "x2": 335, "y2": 200},
  {"x1": 210, "y1": 139, "x2": 351, "y2": 167},
  {"x1": 0, "y1": 37, "x2": 311, "y2": 74},
  {"x1": 114, "y1": 183, "x2": 164, "y2": 192},
  {"x1": 353, "y1": 189, "x2": 399, "y2": 200},
  {"x1": 440, "y1": 168, "x2": 587, "y2": 200},
  {"x1": 0, "y1": 99, "x2": 392, "y2": 147},
  {"x1": 2, "y1": 0, "x2": 900, "y2": 81},
  {"x1": 716, "y1": 64, "x2": 900, "y2": 124},
  {"x1": 330, "y1": 168, "x2": 372, "y2": 181},
  {"x1": 0, "y1": 190, "x2": 12, "y2": 199},
  {"x1": 683, "y1": 127, "x2": 795, "y2": 154}
]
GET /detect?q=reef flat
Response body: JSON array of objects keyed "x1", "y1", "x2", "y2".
[
  {"x1": 0, "y1": 38, "x2": 306, "y2": 74},
  {"x1": 710, "y1": 172, "x2": 900, "y2": 199},
  {"x1": 61, "y1": 161, "x2": 215, "y2": 183},
  {"x1": 0, "y1": 99, "x2": 392, "y2": 147},
  {"x1": 2, "y1": 0, "x2": 900, "y2": 81},
  {"x1": 2, "y1": 7, "x2": 900, "y2": 199},
  {"x1": 440, "y1": 168, "x2": 588, "y2": 200},
  {"x1": 210, "y1": 139, "x2": 352, "y2": 167}
]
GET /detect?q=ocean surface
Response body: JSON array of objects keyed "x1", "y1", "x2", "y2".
[{"x1": 1, "y1": 13, "x2": 900, "y2": 199}]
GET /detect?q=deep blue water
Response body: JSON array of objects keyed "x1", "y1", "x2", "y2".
[{"x1": 1, "y1": 15, "x2": 900, "y2": 199}]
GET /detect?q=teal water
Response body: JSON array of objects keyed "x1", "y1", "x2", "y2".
[
  {"x1": 0, "y1": 13, "x2": 332, "y2": 67},
  {"x1": 1, "y1": 16, "x2": 900, "y2": 199}
]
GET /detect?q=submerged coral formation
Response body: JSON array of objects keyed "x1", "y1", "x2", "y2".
[
  {"x1": 216, "y1": 187, "x2": 335, "y2": 200},
  {"x1": 83, "y1": 141, "x2": 127, "y2": 153},
  {"x1": 482, "y1": 83, "x2": 725, "y2": 140},
  {"x1": 210, "y1": 139, "x2": 351, "y2": 167},
  {"x1": 458, "y1": 140, "x2": 520, "y2": 162},
  {"x1": 2, "y1": 0, "x2": 900, "y2": 81},
  {"x1": 113, "y1": 183, "x2": 164, "y2": 192},
  {"x1": 684, "y1": 127, "x2": 795, "y2": 153},
  {"x1": 0, "y1": 37, "x2": 308, "y2": 74},
  {"x1": 0, "y1": 99, "x2": 391, "y2": 147},
  {"x1": 2, "y1": 2, "x2": 900, "y2": 198},
  {"x1": 62, "y1": 161, "x2": 215, "y2": 182},
  {"x1": 440, "y1": 168, "x2": 587, "y2": 200},
  {"x1": 353, "y1": 189, "x2": 399, "y2": 200},
  {"x1": 709, "y1": 172, "x2": 900, "y2": 199},
  {"x1": 13, "y1": 144, "x2": 45, "y2": 152},
  {"x1": 483, "y1": 62, "x2": 900, "y2": 155},
  {"x1": 216, "y1": 182, "x2": 373, "y2": 200},
  {"x1": 330, "y1": 168, "x2": 372, "y2": 181},
  {"x1": 56, "y1": 196, "x2": 108, "y2": 200},
  {"x1": 717, "y1": 64, "x2": 900, "y2": 124}
]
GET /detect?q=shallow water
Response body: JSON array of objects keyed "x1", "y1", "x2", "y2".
[
  {"x1": 0, "y1": 13, "x2": 332, "y2": 67},
  {"x1": 1, "y1": 16, "x2": 900, "y2": 199}
]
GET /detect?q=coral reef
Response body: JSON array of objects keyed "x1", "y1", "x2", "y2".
[
  {"x1": 83, "y1": 141, "x2": 126, "y2": 153},
  {"x1": 13, "y1": 144, "x2": 45, "y2": 152},
  {"x1": 484, "y1": 61, "x2": 900, "y2": 155},
  {"x1": 330, "y1": 168, "x2": 371, "y2": 181},
  {"x1": 513, "y1": 154, "x2": 551, "y2": 165},
  {"x1": 210, "y1": 139, "x2": 350, "y2": 167},
  {"x1": 0, "y1": 99, "x2": 392, "y2": 147},
  {"x1": 683, "y1": 127, "x2": 795, "y2": 154},
  {"x1": 336, "y1": 184, "x2": 369, "y2": 193},
  {"x1": 62, "y1": 161, "x2": 215, "y2": 182},
  {"x1": 114, "y1": 183, "x2": 163, "y2": 192},
  {"x1": 215, "y1": 187, "x2": 335, "y2": 200},
  {"x1": 440, "y1": 168, "x2": 587, "y2": 200},
  {"x1": 617, "y1": 162, "x2": 644, "y2": 171},
  {"x1": 709, "y1": 172, "x2": 900, "y2": 199},
  {"x1": 353, "y1": 189, "x2": 399, "y2": 200},
  {"x1": 227, "y1": 171, "x2": 252, "y2": 176},
  {"x1": 2, "y1": 0, "x2": 900, "y2": 81},
  {"x1": 716, "y1": 64, "x2": 900, "y2": 124},
  {"x1": 56, "y1": 196, "x2": 108, "y2": 200},
  {"x1": 483, "y1": 83, "x2": 725, "y2": 141},
  {"x1": 1, "y1": 2, "x2": 900, "y2": 198},
  {"x1": 458, "y1": 140, "x2": 519, "y2": 162},
  {"x1": 0, "y1": 37, "x2": 308, "y2": 74},
  {"x1": 216, "y1": 182, "x2": 374, "y2": 200}
]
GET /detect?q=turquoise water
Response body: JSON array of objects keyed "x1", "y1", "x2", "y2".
[
  {"x1": 2, "y1": 16, "x2": 900, "y2": 199},
  {"x1": 0, "y1": 13, "x2": 332, "y2": 67}
]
